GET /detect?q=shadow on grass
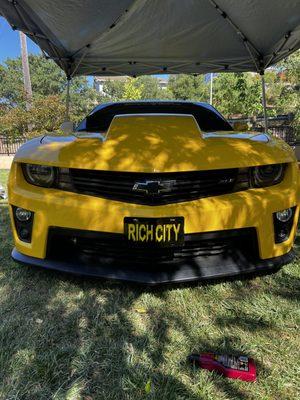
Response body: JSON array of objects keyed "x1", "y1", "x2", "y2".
[{"x1": 0, "y1": 204, "x2": 297, "y2": 399}]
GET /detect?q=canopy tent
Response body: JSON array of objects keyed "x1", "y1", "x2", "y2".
[
  {"x1": 1, "y1": 0, "x2": 299, "y2": 78},
  {"x1": 1, "y1": 0, "x2": 300, "y2": 128}
]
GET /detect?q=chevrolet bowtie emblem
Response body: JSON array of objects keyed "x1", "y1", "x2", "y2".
[{"x1": 132, "y1": 180, "x2": 176, "y2": 196}]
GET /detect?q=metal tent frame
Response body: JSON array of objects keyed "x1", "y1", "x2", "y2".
[{"x1": 1, "y1": 0, "x2": 299, "y2": 129}]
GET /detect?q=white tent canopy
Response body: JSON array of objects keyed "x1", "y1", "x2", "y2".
[{"x1": 1, "y1": 0, "x2": 299, "y2": 78}]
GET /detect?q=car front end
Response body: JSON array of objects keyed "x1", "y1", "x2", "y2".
[{"x1": 8, "y1": 103, "x2": 300, "y2": 284}]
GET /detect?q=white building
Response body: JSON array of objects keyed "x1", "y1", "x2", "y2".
[
  {"x1": 94, "y1": 76, "x2": 127, "y2": 94},
  {"x1": 156, "y1": 77, "x2": 168, "y2": 89},
  {"x1": 94, "y1": 75, "x2": 168, "y2": 94}
]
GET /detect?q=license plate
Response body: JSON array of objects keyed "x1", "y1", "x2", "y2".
[{"x1": 124, "y1": 217, "x2": 184, "y2": 247}]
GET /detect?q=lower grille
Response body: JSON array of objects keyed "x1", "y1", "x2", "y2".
[
  {"x1": 47, "y1": 227, "x2": 258, "y2": 265},
  {"x1": 65, "y1": 168, "x2": 240, "y2": 205}
]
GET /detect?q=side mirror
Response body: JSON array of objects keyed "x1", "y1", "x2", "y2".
[
  {"x1": 232, "y1": 121, "x2": 249, "y2": 132},
  {"x1": 60, "y1": 121, "x2": 75, "y2": 134}
]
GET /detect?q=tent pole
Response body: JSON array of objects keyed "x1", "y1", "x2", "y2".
[
  {"x1": 65, "y1": 77, "x2": 71, "y2": 121},
  {"x1": 260, "y1": 72, "x2": 268, "y2": 132},
  {"x1": 210, "y1": 73, "x2": 213, "y2": 105}
]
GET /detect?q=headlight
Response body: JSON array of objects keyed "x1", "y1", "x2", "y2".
[
  {"x1": 23, "y1": 164, "x2": 56, "y2": 187},
  {"x1": 251, "y1": 164, "x2": 285, "y2": 187}
]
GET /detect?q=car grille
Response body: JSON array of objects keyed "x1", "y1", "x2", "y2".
[
  {"x1": 64, "y1": 168, "x2": 240, "y2": 205},
  {"x1": 47, "y1": 227, "x2": 258, "y2": 265}
]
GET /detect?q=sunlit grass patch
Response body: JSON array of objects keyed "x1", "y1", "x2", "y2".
[{"x1": 0, "y1": 169, "x2": 9, "y2": 187}]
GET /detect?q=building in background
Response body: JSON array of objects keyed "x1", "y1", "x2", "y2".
[
  {"x1": 156, "y1": 76, "x2": 168, "y2": 90},
  {"x1": 94, "y1": 76, "x2": 127, "y2": 94},
  {"x1": 94, "y1": 75, "x2": 168, "y2": 94}
]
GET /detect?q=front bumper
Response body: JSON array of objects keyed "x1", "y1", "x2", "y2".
[
  {"x1": 12, "y1": 247, "x2": 295, "y2": 285},
  {"x1": 8, "y1": 161, "x2": 300, "y2": 283}
]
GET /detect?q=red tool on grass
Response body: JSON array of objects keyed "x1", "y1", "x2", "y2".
[{"x1": 188, "y1": 353, "x2": 256, "y2": 382}]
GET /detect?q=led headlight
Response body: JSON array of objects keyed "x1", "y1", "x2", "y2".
[
  {"x1": 252, "y1": 164, "x2": 285, "y2": 188},
  {"x1": 23, "y1": 164, "x2": 56, "y2": 187}
]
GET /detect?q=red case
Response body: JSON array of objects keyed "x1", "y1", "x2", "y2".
[{"x1": 188, "y1": 353, "x2": 256, "y2": 382}]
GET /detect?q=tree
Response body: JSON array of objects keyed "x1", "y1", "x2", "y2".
[
  {"x1": 168, "y1": 75, "x2": 209, "y2": 101},
  {"x1": 122, "y1": 78, "x2": 143, "y2": 100},
  {"x1": 102, "y1": 76, "x2": 173, "y2": 100},
  {"x1": 134, "y1": 76, "x2": 160, "y2": 99},
  {"x1": 1, "y1": 51, "x2": 298, "y2": 138},
  {"x1": 0, "y1": 56, "x2": 65, "y2": 107},
  {"x1": 0, "y1": 95, "x2": 66, "y2": 138},
  {"x1": 212, "y1": 73, "x2": 262, "y2": 117},
  {"x1": 0, "y1": 55, "x2": 101, "y2": 122},
  {"x1": 279, "y1": 51, "x2": 300, "y2": 86},
  {"x1": 102, "y1": 79, "x2": 126, "y2": 101},
  {"x1": 276, "y1": 51, "x2": 300, "y2": 132}
]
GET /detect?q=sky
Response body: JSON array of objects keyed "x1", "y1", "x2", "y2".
[{"x1": 0, "y1": 17, "x2": 41, "y2": 63}]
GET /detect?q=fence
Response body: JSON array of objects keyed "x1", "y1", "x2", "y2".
[
  {"x1": 228, "y1": 113, "x2": 297, "y2": 144},
  {"x1": 254, "y1": 125, "x2": 295, "y2": 144},
  {"x1": 0, "y1": 135, "x2": 27, "y2": 155}
]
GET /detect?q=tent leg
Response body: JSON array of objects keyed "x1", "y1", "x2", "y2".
[
  {"x1": 210, "y1": 73, "x2": 213, "y2": 105},
  {"x1": 260, "y1": 72, "x2": 268, "y2": 131},
  {"x1": 65, "y1": 77, "x2": 71, "y2": 121}
]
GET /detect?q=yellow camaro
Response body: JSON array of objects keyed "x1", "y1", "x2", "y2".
[{"x1": 8, "y1": 101, "x2": 299, "y2": 284}]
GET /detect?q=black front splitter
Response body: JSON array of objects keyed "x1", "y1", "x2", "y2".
[{"x1": 11, "y1": 248, "x2": 295, "y2": 285}]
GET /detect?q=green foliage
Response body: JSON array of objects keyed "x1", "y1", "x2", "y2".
[
  {"x1": 135, "y1": 76, "x2": 173, "y2": 100},
  {"x1": 279, "y1": 51, "x2": 300, "y2": 86},
  {"x1": 0, "y1": 106, "x2": 28, "y2": 138},
  {"x1": 213, "y1": 73, "x2": 262, "y2": 117},
  {"x1": 103, "y1": 76, "x2": 173, "y2": 101},
  {"x1": 0, "y1": 51, "x2": 299, "y2": 138},
  {"x1": 102, "y1": 79, "x2": 125, "y2": 101},
  {"x1": 122, "y1": 78, "x2": 144, "y2": 100},
  {"x1": 168, "y1": 74, "x2": 209, "y2": 101},
  {"x1": 0, "y1": 55, "x2": 102, "y2": 124},
  {"x1": 135, "y1": 76, "x2": 160, "y2": 99},
  {"x1": 0, "y1": 95, "x2": 65, "y2": 138},
  {"x1": 144, "y1": 379, "x2": 152, "y2": 394},
  {"x1": 276, "y1": 52, "x2": 300, "y2": 133}
]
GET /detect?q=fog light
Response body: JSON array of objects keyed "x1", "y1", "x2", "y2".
[
  {"x1": 276, "y1": 208, "x2": 293, "y2": 223},
  {"x1": 12, "y1": 206, "x2": 34, "y2": 243},
  {"x1": 277, "y1": 228, "x2": 289, "y2": 242},
  {"x1": 273, "y1": 206, "x2": 296, "y2": 244},
  {"x1": 15, "y1": 207, "x2": 32, "y2": 222},
  {"x1": 19, "y1": 228, "x2": 30, "y2": 240}
]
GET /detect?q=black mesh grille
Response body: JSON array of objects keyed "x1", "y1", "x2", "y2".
[
  {"x1": 47, "y1": 227, "x2": 258, "y2": 265},
  {"x1": 66, "y1": 168, "x2": 239, "y2": 205}
]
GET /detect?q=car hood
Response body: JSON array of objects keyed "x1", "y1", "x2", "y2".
[{"x1": 14, "y1": 114, "x2": 295, "y2": 172}]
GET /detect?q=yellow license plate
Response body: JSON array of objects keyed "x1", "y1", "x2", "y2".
[{"x1": 124, "y1": 217, "x2": 184, "y2": 247}]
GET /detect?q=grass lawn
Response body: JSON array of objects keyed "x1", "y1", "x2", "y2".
[
  {"x1": 0, "y1": 169, "x2": 9, "y2": 187},
  {"x1": 0, "y1": 169, "x2": 299, "y2": 399}
]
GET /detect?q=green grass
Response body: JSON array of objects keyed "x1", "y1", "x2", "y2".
[
  {"x1": 0, "y1": 169, "x2": 299, "y2": 399},
  {"x1": 0, "y1": 169, "x2": 9, "y2": 187}
]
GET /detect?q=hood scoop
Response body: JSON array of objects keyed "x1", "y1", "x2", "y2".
[
  {"x1": 96, "y1": 114, "x2": 205, "y2": 172},
  {"x1": 105, "y1": 113, "x2": 203, "y2": 143}
]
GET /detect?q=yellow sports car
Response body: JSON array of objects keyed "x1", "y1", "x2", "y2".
[{"x1": 8, "y1": 101, "x2": 299, "y2": 284}]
